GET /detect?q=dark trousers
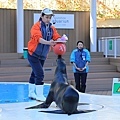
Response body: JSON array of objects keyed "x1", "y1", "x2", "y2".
[
  {"x1": 74, "y1": 73, "x2": 87, "y2": 93},
  {"x1": 28, "y1": 53, "x2": 45, "y2": 85}
]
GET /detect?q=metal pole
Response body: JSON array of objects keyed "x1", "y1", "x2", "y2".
[
  {"x1": 16, "y1": 0, "x2": 24, "y2": 53},
  {"x1": 98, "y1": 39, "x2": 101, "y2": 52},
  {"x1": 90, "y1": 0, "x2": 97, "y2": 52},
  {"x1": 105, "y1": 39, "x2": 107, "y2": 58},
  {"x1": 114, "y1": 38, "x2": 117, "y2": 58}
]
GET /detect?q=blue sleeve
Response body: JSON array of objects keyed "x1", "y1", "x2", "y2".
[
  {"x1": 84, "y1": 49, "x2": 91, "y2": 62},
  {"x1": 70, "y1": 50, "x2": 76, "y2": 63}
]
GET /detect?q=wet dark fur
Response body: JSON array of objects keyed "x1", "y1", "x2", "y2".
[{"x1": 26, "y1": 55, "x2": 95, "y2": 115}]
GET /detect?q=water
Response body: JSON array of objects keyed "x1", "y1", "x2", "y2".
[{"x1": 0, "y1": 83, "x2": 50, "y2": 104}]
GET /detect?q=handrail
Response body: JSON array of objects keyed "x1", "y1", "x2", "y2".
[
  {"x1": 98, "y1": 36, "x2": 120, "y2": 58},
  {"x1": 99, "y1": 36, "x2": 120, "y2": 40}
]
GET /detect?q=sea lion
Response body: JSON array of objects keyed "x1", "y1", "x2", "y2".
[{"x1": 26, "y1": 55, "x2": 95, "y2": 115}]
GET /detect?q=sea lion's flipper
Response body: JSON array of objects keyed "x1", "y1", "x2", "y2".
[
  {"x1": 25, "y1": 91, "x2": 54, "y2": 109},
  {"x1": 76, "y1": 103, "x2": 96, "y2": 114},
  {"x1": 78, "y1": 103, "x2": 90, "y2": 105},
  {"x1": 25, "y1": 103, "x2": 49, "y2": 109},
  {"x1": 45, "y1": 91, "x2": 54, "y2": 105},
  {"x1": 39, "y1": 110, "x2": 65, "y2": 114},
  {"x1": 75, "y1": 110, "x2": 96, "y2": 114},
  {"x1": 39, "y1": 109, "x2": 96, "y2": 115}
]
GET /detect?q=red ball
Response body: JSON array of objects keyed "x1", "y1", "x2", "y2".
[{"x1": 53, "y1": 43, "x2": 66, "y2": 55}]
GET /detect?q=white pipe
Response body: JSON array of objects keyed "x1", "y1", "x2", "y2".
[
  {"x1": 17, "y1": 0, "x2": 24, "y2": 53},
  {"x1": 105, "y1": 39, "x2": 107, "y2": 58},
  {"x1": 98, "y1": 39, "x2": 101, "y2": 52},
  {"x1": 114, "y1": 38, "x2": 117, "y2": 58},
  {"x1": 90, "y1": 0, "x2": 97, "y2": 52}
]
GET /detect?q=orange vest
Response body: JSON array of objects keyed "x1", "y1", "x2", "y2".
[{"x1": 28, "y1": 21, "x2": 61, "y2": 59}]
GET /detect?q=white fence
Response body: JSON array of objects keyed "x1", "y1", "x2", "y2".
[{"x1": 98, "y1": 36, "x2": 120, "y2": 58}]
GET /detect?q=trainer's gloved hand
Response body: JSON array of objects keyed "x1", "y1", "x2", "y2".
[{"x1": 61, "y1": 34, "x2": 68, "y2": 41}]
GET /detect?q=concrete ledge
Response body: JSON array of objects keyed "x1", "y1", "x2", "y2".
[
  {"x1": 109, "y1": 58, "x2": 120, "y2": 72},
  {"x1": 0, "y1": 53, "x2": 23, "y2": 59}
]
